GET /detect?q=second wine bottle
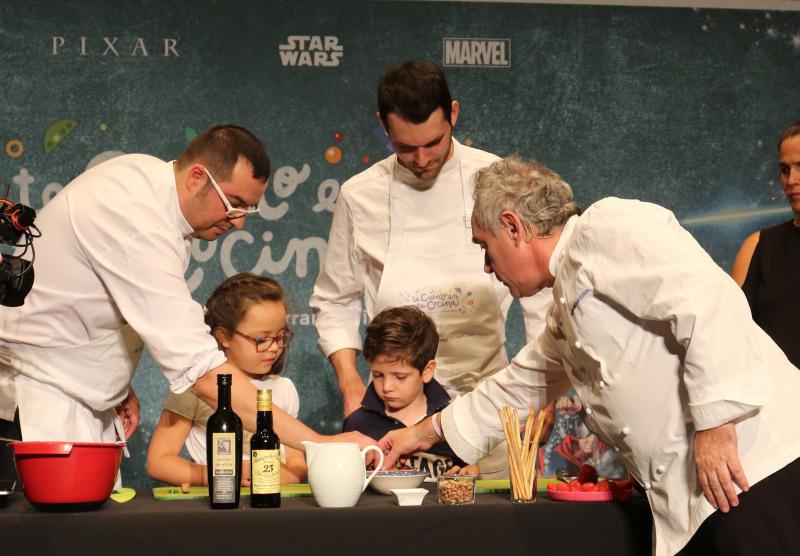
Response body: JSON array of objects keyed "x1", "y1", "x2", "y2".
[{"x1": 250, "y1": 388, "x2": 281, "y2": 508}]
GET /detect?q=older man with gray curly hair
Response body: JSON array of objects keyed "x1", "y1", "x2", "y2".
[
  {"x1": 470, "y1": 157, "x2": 579, "y2": 300},
  {"x1": 381, "y1": 156, "x2": 800, "y2": 556},
  {"x1": 472, "y1": 156, "x2": 579, "y2": 237}
]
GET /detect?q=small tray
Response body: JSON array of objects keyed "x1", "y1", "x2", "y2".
[{"x1": 548, "y1": 489, "x2": 614, "y2": 502}]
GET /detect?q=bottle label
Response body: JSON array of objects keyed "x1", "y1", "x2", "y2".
[
  {"x1": 211, "y1": 432, "x2": 237, "y2": 503},
  {"x1": 251, "y1": 449, "x2": 281, "y2": 494}
]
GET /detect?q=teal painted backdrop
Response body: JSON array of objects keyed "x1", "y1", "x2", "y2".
[{"x1": 1, "y1": 0, "x2": 798, "y2": 489}]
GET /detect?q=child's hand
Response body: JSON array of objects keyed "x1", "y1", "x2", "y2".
[
  {"x1": 331, "y1": 431, "x2": 378, "y2": 451},
  {"x1": 445, "y1": 464, "x2": 479, "y2": 477},
  {"x1": 241, "y1": 460, "x2": 251, "y2": 487}
]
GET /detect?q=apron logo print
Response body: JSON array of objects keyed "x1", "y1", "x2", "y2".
[{"x1": 401, "y1": 288, "x2": 475, "y2": 314}]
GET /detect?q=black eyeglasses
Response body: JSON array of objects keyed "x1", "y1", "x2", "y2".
[{"x1": 234, "y1": 330, "x2": 293, "y2": 352}]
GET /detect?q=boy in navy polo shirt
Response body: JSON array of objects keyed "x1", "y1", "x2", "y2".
[{"x1": 342, "y1": 306, "x2": 466, "y2": 477}]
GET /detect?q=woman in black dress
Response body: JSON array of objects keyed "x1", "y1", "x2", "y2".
[{"x1": 731, "y1": 121, "x2": 800, "y2": 367}]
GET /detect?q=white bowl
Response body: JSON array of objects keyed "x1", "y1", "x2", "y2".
[
  {"x1": 391, "y1": 488, "x2": 428, "y2": 506},
  {"x1": 369, "y1": 469, "x2": 429, "y2": 495}
]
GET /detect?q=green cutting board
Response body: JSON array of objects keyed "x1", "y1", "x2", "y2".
[
  {"x1": 153, "y1": 483, "x2": 312, "y2": 500},
  {"x1": 153, "y1": 479, "x2": 555, "y2": 500},
  {"x1": 475, "y1": 478, "x2": 556, "y2": 493}
]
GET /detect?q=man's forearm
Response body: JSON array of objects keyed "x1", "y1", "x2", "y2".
[
  {"x1": 329, "y1": 348, "x2": 365, "y2": 395},
  {"x1": 271, "y1": 403, "x2": 323, "y2": 449},
  {"x1": 193, "y1": 364, "x2": 323, "y2": 450}
]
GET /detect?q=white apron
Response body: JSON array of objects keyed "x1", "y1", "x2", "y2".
[
  {"x1": 0, "y1": 324, "x2": 143, "y2": 445},
  {"x1": 373, "y1": 147, "x2": 508, "y2": 398}
]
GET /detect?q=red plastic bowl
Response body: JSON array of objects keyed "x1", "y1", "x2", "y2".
[{"x1": 12, "y1": 441, "x2": 124, "y2": 510}]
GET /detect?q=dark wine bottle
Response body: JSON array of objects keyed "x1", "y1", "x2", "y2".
[
  {"x1": 250, "y1": 389, "x2": 281, "y2": 508},
  {"x1": 206, "y1": 373, "x2": 243, "y2": 509}
]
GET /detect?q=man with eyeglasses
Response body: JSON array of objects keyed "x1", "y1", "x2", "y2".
[{"x1": 0, "y1": 125, "x2": 372, "y2": 477}]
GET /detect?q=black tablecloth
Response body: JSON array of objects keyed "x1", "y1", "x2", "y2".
[{"x1": 0, "y1": 485, "x2": 652, "y2": 555}]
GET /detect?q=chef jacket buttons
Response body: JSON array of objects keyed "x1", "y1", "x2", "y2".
[
  {"x1": 574, "y1": 340, "x2": 582, "y2": 350},
  {"x1": 598, "y1": 380, "x2": 606, "y2": 390},
  {"x1": 643, "y1": 481, "x2": 652, "y2": 491},
  {"x1": 585, "y1": 406, "x2": 593, "y2": 416},
  {"x1": 559, "y1": 296, "x2": 567, "y2": 305},
  {"x1": 655, "y1": 464, "x2": 665, "y2": 475},
  {"x1": 621, "y1": 426, "x2": 631, "y2": 437}
]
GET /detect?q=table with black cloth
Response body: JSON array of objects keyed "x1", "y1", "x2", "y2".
[{"x1": 0, "y1": 485, "x2": 653, "y2": 555}]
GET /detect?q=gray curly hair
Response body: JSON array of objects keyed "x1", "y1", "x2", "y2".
[{"x1": 473, "y1": 156, "x2": 579, "y2": 236}]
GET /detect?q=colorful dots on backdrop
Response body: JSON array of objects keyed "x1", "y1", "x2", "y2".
[
  {"x1": 324, "y1": 131, "x2": 345, "y2": 164},
  {"x1": 463, "y1": 137, "x2": 474, "y2": 147},
  {"x1": 44, "y1": 119, "x2": 78, "y2": 153},
  {"x1": 324, "y1": 146, "x2": 342, "y2": 164},
  {"x1": 361, "y1": 155, "x2": 370, "y2": 165},
  {"x1": 98, "y1": 113, "x2": 123, "y2": 143},
  {"x1": 5, "y1": 139, "x2": 24, "y2": 159}
]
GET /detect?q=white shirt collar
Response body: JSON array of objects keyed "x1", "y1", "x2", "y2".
[
  {"x1": 548, "y1": 214, "x2": 580, "y2": 278},
  {"x1": 169, "y1": 161, "x2": 194, "y2": 238},
  {"x1": 392, "y1": 138, "x2": 460, "y2": 189}
]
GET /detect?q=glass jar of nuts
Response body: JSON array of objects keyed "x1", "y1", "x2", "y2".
[{"x1": 437, "y1": 475, "x2": 476, "y2": 505}]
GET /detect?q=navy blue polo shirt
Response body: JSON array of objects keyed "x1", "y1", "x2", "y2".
[{"x1": 342, "y1": 378, "x2": 467, "y2": 476}]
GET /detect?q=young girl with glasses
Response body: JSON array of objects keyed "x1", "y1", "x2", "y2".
[{"x1": 146, "y1": 273, "x2": 306, "y2": 488}]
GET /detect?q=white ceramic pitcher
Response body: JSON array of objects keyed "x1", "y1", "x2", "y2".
[{"x1": 302, "y1": 441, "x2": 384, "y2": 508}]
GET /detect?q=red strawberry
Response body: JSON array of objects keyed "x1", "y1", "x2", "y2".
[{"x1": 578, "y1": 464, "x2": 598, "y2": 484}]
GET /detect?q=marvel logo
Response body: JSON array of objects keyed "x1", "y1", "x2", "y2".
[{"x1": 443, "y1": 38, "x2": 510, "y2": 68}]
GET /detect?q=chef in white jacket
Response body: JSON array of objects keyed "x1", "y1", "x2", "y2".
[
  {"x1": 380, "y1": 156, "x2": 800, "y2": 556},
  {"x1": 0, "y1": 125, "x2": 371, "y2": 456},
  {"x1": 310, "y1": 61, "x2": 551, "y2": 418}
]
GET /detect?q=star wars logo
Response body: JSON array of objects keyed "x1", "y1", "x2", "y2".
[{"x1": 278, "y1": 35, "x2": 342, "y2": 67}]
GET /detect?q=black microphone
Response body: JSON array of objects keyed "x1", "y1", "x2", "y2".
[
  {"x1": 0, "y1": 203, "x2": 36, "y2": 244},
  {"x1": 10, "y1": 204, "x2": 36, "y2": 228},
  {"x1": 0, "y1": 255, "x2": 34, "y2": 307}
]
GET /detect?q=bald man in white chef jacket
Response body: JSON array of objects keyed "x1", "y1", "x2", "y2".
[
  {"x1": 310, "y1": 61, "x2": 551, "y2": 426},
  {"x1": 380, "y1": 157, "x2": 800, "y2": 556},
  {"x1": 0, "y1": 125, "x2": 371, "y2": 465}
]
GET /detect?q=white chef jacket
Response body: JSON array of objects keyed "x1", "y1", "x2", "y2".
[
  {"x1": 442, "y1": 198, "x2": 800, "y2": 556},
  {"x1": 309, "y1": 139, "x2": 551, "y2": 385},
  {"x1": 0, "y1": 154, "x2": 225, "y2": 428}
]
